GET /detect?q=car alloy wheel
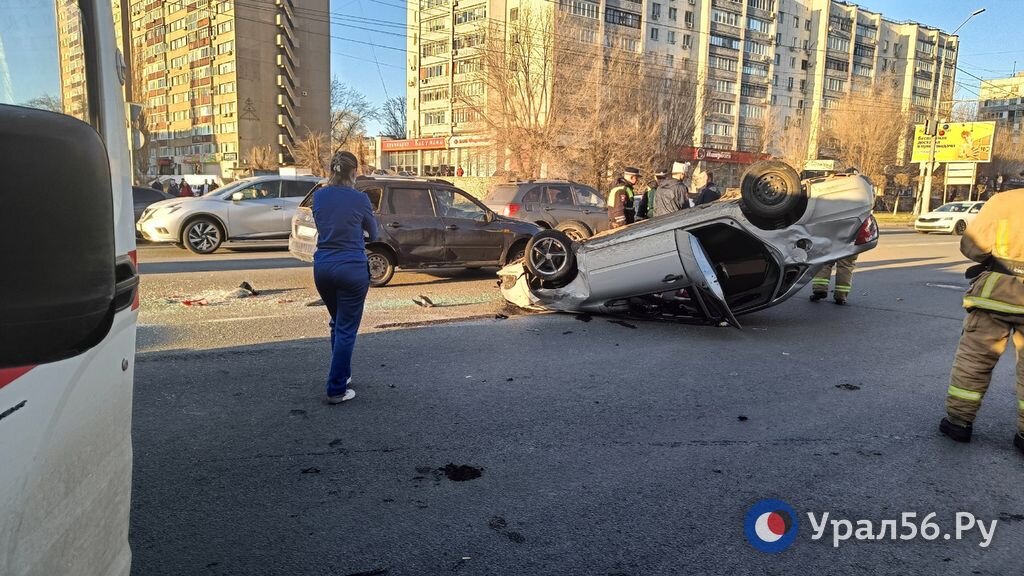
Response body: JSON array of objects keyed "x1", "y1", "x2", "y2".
[
  {"x1": 529, "y1": 237, "x2": 569, "y2": 276},
  {"x1": 954, "y1": 220, "x2": 967, "y2": 235},
  {"x1": 186, "y1": 220, "x2": 221, "y2": 254}
]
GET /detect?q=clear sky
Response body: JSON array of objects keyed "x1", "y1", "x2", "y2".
[{"x1": 330, "y1": 0, "x2": 1024, "y2": 135}]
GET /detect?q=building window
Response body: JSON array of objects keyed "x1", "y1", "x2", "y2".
[
  {"x1": 710, "y1": 34, "x2": 741, "y2": 50},
  {"x1": 218, "y1": 62, "x2": 235, "y2": 75},
  {"x1": 826, "y1": 77, "x2": 845, "y2": 92},
  {"x1": 709, "y1": 55, "x2": 738, "y2": 72},
  {"x1": 740, "y1": 103, "x2": 764, "y2": 119},
  {"x1": 853, "y1": 43, "x2": 874, "y2": 58},
  {"x1": 776, "y1": 32, "x2": 782, "y2": 45},
  {"x1": 705, "y1": 122, "x2": 733, "y2": 137},
  {"x1": 827, "y1": 35, "x2": 850, "y2": 52},
  {"x1": 651, "y1": 3, "x2": 661, "y2": 19},
  {"x1": 741, "y1": 83, "x2": 768, "y2": 98},
  {"x1": 747, "y1": 17, "x2": 770, "y2": 34},
  {"x1": 558, "y1": 0, "x2": 598, "y2": 20},
  {"x1": 509, "y1": 7, "x2": 518, "y2": 20},
  {"x1": 455, "y1": 6, "x2": 486, "y2": 24},
  {"x1": 711, "y1": 101, "x2": 734, "y2": 115},
  {"x1": 787, "y1": 76, "x2": 794, "y2": 90},
  {"x1": 853, "y1": 63, "x2": 873, "y2": 77},
  {"x1": 825, "y1": 58, "x2": 848, "y2": 72},
  {"x1": 712, "y1": 9, "x2": 740, "y2": 27},
  {"x1": 745, "y1": 39, "x2": 768, "y2": 56},
  {"x1": 454, "y1": 58, "x2": 480, "y2": 75},
  {"x1": 669, "y1": 7, "x2": 677, "y2": 20},
  {"x1": 424, "y1": 16, "x2": 447, "y2": 32},
  {"x1": 421, "y1": 86, "x2": 450, "y2": 103},
  {"x1": 605, "y1": 7, "x2": 641, "y2": 29},
  {"x1": 218, "y1": 82, "x2": 235, "y2": 94},
  {"x1": 713, "y1": 79, "x2": 735, "y2": 93},
  {"x1": 685, "y1": 11, "x2": 693, "y2": 27},
  {"x1": 743, "y1": 61, "x2": 769, "y2": 77},
  {"x1": 422, "y1": 40, "x2": 449, "y2": 57},
  {"x1": 217, "y1": 122, "x2": 236, "y2": 133},
  {"x1": 667, "y1": 30, "x2": 676, "y2": 44},
  {"x1": 217, "y1": 40, "x2": 234, "y2": 55},
  {"x1": 792, "y1": 15, "x2": 798, "y2": 28},
  {"x1": 216, "y1": 21, "x2": 233, "y2": 34},
  {"x1": 650, "y1": 27, "x2": 659, "y2": 41},
  {"x1": 748, "y1": 0, "x2": 774, "y2": 10},
  {"x1": 423, "y1": 63, "x2": 447, "y2": 78},
  {"x1": 452, "y1": 108, "x2": 481, "y2": 123},
  {"x1": 423, "y1": 111, "x2": 446, "y2": 125}
]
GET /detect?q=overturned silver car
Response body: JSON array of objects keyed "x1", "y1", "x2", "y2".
[{"x1": 497, "y1": 161, "x2": 879, "y2": 327}]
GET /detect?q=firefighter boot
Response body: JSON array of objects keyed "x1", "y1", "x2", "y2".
[
  {"x1": 940, "y1": 417, "x2": 973, "y2": 443},
  {"x1": 809, "y1": 291, "x2": 827, "y2": 302}
]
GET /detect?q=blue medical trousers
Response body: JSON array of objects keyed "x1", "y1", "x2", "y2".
[{"x1": 313, "y1": 260, "x2": 370, "y2": 396}]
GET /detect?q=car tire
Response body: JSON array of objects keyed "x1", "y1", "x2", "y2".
[
  {"x1": 555, "y1": 221, "x2": 592, "y2": 241},
  {"x1": 953, "y1": 220, "x2": 967, "y2": 235},
  {"x1": 739, "y1": 160, "x2": 807, "y2": 225},
  {"x1": 524, "y1": 229, "x2": 577, "y2": 285},
  {"x1": 182, "y1": 217, "x2": 223, "y2": 254},
  {"x1": 367, "y1": 246, "x2": 396, "y2": 287}
]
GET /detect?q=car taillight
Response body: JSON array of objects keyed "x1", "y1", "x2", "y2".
[
  {"x1": 855, "y1": 215, "x2": 878, "y2": 245},
  {"x1": 503, "y1": 203, "x2": 520, "y2": 217}
]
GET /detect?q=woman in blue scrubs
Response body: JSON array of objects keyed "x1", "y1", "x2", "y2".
[{"x1": 312, "y1": 151, "x2": 378, "y2": 404}]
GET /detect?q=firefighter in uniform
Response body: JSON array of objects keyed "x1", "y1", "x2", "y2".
[
  {"x1": 810, "y1": 256, "x2": 858, "y2": 305},
  {"x1": 939, "y1": 187, "x2": 1024, "y2": 452},
  {"x1": 607, "y1": 167, "x2": 641, "y2": 229}
]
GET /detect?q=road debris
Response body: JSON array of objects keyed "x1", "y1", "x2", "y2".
[
  {"x1": 300, "y1": 467, "x2": 320, "y2": 474},
  {"x1": 607, "y1": 320, "x2": 638, "y2": 329},
  {"x1": 182, "y1": 298, "x2": 208, "y2": 307},
  {"x1": 413, "y1": 295, "x2": 435, "y2": 308},
  {"x1": 441, "y1": 463, "x2": 483, "y2": 482},
  {"x1": 835, "y1": 383, "x2": 861, "y2": 391},
  {"x1": 494, "y1": 313, "x2": 509, "y2": 320},
  {"x1": 575, "y1": 313, "x2": 593, "y2": 322},
  {"x1": 305, "y1": 299, "x2": 325, "y2": 307},
  {"x1": 737, "y1": 416, "x2": 749, "y2": 422}
]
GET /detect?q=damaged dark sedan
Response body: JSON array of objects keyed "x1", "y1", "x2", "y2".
[{"x1": 497, "y1": 161, "x2": 879, "y2": 327}]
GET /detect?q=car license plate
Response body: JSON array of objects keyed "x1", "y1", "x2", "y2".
[{"x1": 296, "y1": 225, "x2": 316, "y2": 239}]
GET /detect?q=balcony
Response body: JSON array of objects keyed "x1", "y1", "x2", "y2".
[
  {"x1": 276, "y1": 0, "x2": 296, "y2": 23},
  {"x1": 710, "y1": 21, "x2": 742, "y2": 38},
  {"x1": 276, "y1": 15, "x2": 299, "y2": 48},
  {"x1": 277, "y1": 74, "x2": 298, "y2": 103},
  {"x1": 277, "y1": 114, "x2": 298, "y2": 144},
  {"x1": 277, "y1": 93, "x2": 296, "y2": 119},
  {"x1": 277, "y1": 34, "x2": 298, "y2": 64},
  {"x1": 276, "y1": 53, "x2": 299, "y2": 85},
  {"x1": 712, "y1": 0, "x2": 742, "y2": 12}
]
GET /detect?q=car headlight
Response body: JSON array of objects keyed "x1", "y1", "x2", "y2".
[{"x1": 155, "y1": 205, "x2": 182, "y2": 218}]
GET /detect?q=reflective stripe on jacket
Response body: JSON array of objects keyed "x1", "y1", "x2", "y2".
[{"x1": 960, "y1": 188, "x2": 1024, "y2": 314}]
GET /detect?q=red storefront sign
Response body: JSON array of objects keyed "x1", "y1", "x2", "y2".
[
  {"x1": 681, "y1": 146, "x2": 771, "y2": 164},
  {"x1": 381, "y1": 137, "x2": 448, "y2": 152}
]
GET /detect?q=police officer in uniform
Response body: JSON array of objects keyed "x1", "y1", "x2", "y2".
[
  {"x1": 939, "y1": 186, "x2": 1024, "y2": 452},
  {"x1": 607, "y1": 167, "x2": 641, "y2": 229}
]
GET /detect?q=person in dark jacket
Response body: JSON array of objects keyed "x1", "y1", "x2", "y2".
[
  {"x1": 607, "y1": 167, "x2": 641, "y2": 228},
  {"x1": 695, "y1": 171, "x2": 722, "y2": 205},
  {"x1": 651, "y1": 161, "x2": 690, "y2": 217},
  {"x1": 638, "y1": 169, "x2": 668, "y2": 220},
  {"x1": 312, "y1": 151, "x2": 378, "y2": 404},
  {"x1": 167, "y1": 179, "x2": 179, "y2": 197},
  {"x1": 150, "y1": 179, "x2": 164, "y2": 193}
]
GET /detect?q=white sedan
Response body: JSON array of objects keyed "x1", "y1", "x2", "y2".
[{"x1": 914, "y1": 201, "x2": 985, "y2": 235}]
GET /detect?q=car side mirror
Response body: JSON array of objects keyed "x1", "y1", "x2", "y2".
[
  {"x1": 482, "y1": 211, "x2": 495, "y2": 223},
  {"x1": 1, "y1": 105, "x2": 118, "y2": 367},
  {"x1": 232, "y1": 191, "x2": 244, "y2": 202}
]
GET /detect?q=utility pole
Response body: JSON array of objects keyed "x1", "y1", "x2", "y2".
[{"x1": 915, "y1": 8, "x2": 985, "y2": 215}]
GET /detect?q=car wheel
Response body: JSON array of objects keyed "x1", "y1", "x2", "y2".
[
  {"x1": 953, "y1": 220, "x2": 967, "y2": 235},
  {"x1": 739, "y1": 160, "x2": 807, "y2": 225},
  {"x1": 556, "y1": 221, "x2": 592, "y2": 241},
  {"x1": 183, "y1": 218, "x2": 223, "y2": 254},
  {"x1": 524, "y1": 229, "x2": 577, "y2": 285},
  {"x1": 367, "y1": 246, "x2": 396, "y2": 287}
]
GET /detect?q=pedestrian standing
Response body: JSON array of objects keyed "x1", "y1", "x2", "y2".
[
  {"x1": 695, "y1": 171, "x2": 722, "y2": 205},
  {"x1": 606, "y1": 167, "x2": 641, "y2": 229},
  {"x1": 312, "y1": 151, "x2": 378, "y2": 404},
  {"x1": 809, "y1": 256, "x2": 858, "y2": 305},
  {"x1": 210, "y1": 180, "x2": 220, "y2": 191},
  {"x1": 651, "y1": 162, "x2": 690, "y2": 218},
  {"x1": 150, "y1": 179, "x2": 164, "y2": 193},
  {"x1": 939, "y1": 187, "x2": 1024, "y2": 451},
  {"x1": 639, "y1": 169, "x2": 668, "y2": 220},
  {"x1": 179, "y1": 178, "x2": 192, "y2": 198},
  {"x1": 167, "y1": 179, "x2": 179, "y2": 196}
]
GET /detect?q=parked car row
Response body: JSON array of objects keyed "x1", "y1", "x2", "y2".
[{"x1": 482, "y1": 180, "x2": 609, "y2": 240}]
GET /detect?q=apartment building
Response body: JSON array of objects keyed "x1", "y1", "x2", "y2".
[
  {"x1": 400, "y1": 0, "x2": 955, "y2": 178},
  {"x1": 125, "y1": 0, "x2": 329, "y2": 178},
  {"x1": 978, "y1": 72, "x2": 1024, "y2": 143}
]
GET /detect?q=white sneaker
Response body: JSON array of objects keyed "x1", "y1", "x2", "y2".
[{"x1": 326, "y1": 388, "x2": 356, "y2": 404}]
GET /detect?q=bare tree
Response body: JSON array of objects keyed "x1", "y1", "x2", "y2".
[
  {"x1": 821, "y1": 80, "x2": 911, "y2": 187},
  {"x1": 950, "y1": 101, "x2": 978, "y2": 122},
  {"x1": 380, "y1": 96, "x2": 406, "y2": 139},
  {"x1": 24, "y1": 94, "x2": 63, "y2": 113},
  {"x1": 762, "y1": 111, "x2": 811, "y2": 169},
  {"x1": 330, "y1": 78, "x2": 377, "y2": 154},
  {"x1": 292, "y1": 131, "x2": 330, "y2": 177},
  {"x1": 246, "y1": 144, "x2": 279, "y2": 171},
  {"x1": 987, "y1": 127, "x2": 1024, "y2": 182}
]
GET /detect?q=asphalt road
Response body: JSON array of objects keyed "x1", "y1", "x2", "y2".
[{"x1": 130, "y1": 230, "x2": 1024, "y2": 575}]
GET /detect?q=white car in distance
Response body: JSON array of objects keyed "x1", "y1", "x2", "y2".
[
  {"x1": 136, "y1": 175, "x2": 321, "y2": 253},
  {"x1": 914, "y1": 201, "x2": 985, "y2": 235}
]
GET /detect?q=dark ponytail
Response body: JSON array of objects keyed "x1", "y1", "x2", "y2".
[{"x1": 329, "y1": 151, "x2": 358, "y2": 187}]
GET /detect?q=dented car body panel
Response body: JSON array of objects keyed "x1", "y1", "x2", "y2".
[{"x1": 498, "y1": 172, "x2": 878, "y2": 323}]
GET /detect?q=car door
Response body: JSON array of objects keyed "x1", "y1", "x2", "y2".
[
  {"x1": 518, "y1": 185, "x2": 549, "y2": 226},
  {"x1": 227, "y1": 179, "x2": 285, "y2": 237},
  {"x1": 536, "y1": 184, "x2": 580, "y2": 226},
  {"x1": 433, "y1": 187, "x2": 506, "y2": 264},
  {"x1": 676, "y1": 230, "x2": 740, "y2": 328},
  {"x1": 573, "y1": 185, "x2": 608, "y2": 232},
  {"x1": 280, "y1": 178, "x2": 317, "y2": 229},
  {"x1": 382, "y1": 185, "x2": 446, "y2": 266}
]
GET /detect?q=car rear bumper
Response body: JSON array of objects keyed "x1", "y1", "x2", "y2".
[{"x1": 288, "y1": 235, "x2": 315, "y2": 262}]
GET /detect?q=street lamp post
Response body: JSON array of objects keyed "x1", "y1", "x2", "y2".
[{"x1": 916, "y1": 8, "x2": 985, "y2": 216}]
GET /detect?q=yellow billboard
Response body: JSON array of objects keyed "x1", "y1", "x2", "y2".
[{"x1": 912, "y1": 121, "x2": 995, "y2": 163}]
